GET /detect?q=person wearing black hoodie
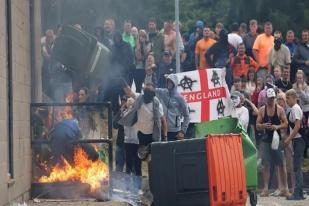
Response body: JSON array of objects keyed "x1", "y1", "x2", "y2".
[
  {"x1": 111, "y1": 31, "x2": 135, "y2": 85},
  {"x1": 205, "y1": 29, "x2": 236, "y2": 89},
  {"x1": 102, "y1": 32, "x2": 134, "y2": 113}
]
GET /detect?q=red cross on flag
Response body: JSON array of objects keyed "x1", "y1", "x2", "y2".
[{"x1": 176, "y1": 68, "x2": 231, "y2": 123}]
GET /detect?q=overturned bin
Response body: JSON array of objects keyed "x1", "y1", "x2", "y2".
[
  {"x1": 195, "y1": 117, "x2": 258, "y2": 190},
  {"x1": 149, "y1": 117, "x2": 257, "y2": 206},
  {"x1": 52, "y1": 25, "x2": 111, "y2": 88}
]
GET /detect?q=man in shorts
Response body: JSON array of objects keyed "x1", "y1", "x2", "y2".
[{"x1": 256, "y1": 88, "x2": 288, "y2": 196}]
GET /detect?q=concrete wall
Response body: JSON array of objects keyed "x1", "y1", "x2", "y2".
[{"x1": 0, "y1": 0, "x2": 39, "y2": 205}]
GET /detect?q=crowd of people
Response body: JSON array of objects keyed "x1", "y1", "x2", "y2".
[{"x1": 41, "y1": 17, "x2": 309, "y2": 200}]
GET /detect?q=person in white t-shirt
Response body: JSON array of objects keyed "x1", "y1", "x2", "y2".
[
  {"x1": 230, "y1": 91, "x2": 249, "y2": 130},
  {"x1": 122, "y1": 97, "x2": 142, "y2": 192},
  {"x1": 285, "y1": 89, "x2": 306, "y2": 200},
  {"x1": 120, "y1": 82, "x2": 168, "y2": 146},
  {"x1": 228, "y1": 23, "x2": 243, "y2": 50}
]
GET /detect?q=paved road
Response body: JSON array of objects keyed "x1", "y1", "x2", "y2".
[
  {"x1": 253, "y1": 196, "x2": 309, "y2": 206},
  {"x1": 25, "y1": 196, "x2": 309, "y2": 206},
  {"x1": 26, "y1": 200, "x2": 128, "y2": 206}
]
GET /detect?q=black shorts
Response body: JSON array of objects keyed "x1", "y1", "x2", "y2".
[
  {"x1": 260, "y1": 140, "x2": 285, "y2": 167},
  {"x1": 137, "y1": 131, "x2": 153, "y2": 146}
]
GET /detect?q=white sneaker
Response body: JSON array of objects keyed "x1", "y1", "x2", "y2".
[{"x1": 270, "y1": 189, "x2": 281, "y2": 196}]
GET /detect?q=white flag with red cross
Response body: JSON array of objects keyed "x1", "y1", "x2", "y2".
[{"x1": 176, "y1": 68, "x2": 231, "y2": 123}]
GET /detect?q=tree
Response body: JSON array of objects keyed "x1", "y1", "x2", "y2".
[{"x1": 41, "y1": 0, "x2": 309, "y2": 36}]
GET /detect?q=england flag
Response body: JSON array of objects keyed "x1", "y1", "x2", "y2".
[{"x1": 176, "y1": 68, "x2": 231, "y2": 123}]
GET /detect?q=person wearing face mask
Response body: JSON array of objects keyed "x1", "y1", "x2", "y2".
[
  {"x1": 230, "y1": 91, "x2": 249, "y2": 131},
  {"x1": 120, "y1": 82, "x2": 167, "y2": 147},
  {"x1": 269, "y1": 31, "x2": 291, "y2": 72},
  {"x1": 155, "y1": 74, "x2": 190, "y2": 141}
]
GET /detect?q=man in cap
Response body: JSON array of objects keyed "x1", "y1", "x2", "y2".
[
  {"x1": 256, "y1": 88, "x2": 289, "y2": 197},
  {"x1": 157, "y1": 50, "x2": 176, "y2": 88}
]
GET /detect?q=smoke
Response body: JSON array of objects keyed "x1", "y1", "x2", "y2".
[
  {"x1": 33, "y1": 2, "x2": 154, "y2": 205},
  {"x1": 110, "y1": 171, "x2": 152, "y2": 206}
]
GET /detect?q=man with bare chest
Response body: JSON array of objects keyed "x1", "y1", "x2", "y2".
[{"x1": 256, "y1": 88, "x2": 288, "y2": 197}]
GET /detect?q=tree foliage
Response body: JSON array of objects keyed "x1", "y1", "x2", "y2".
[{"x1": 42, "y1": 0, "x2": 309, "y2": 35}]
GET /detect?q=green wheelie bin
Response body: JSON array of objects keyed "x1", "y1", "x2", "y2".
[{"x1": 195, "y1": 117, "x2": 258, "y2": 206}]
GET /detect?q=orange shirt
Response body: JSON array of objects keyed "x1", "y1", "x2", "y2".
[
  {"x1": 252, "y1": 33, "x2": 274, "y2": 68},
  {"x1": 195, "y1": 38, "x2": 216, "y2": 69},
  {"x1": 230, "y1": 55, "x2": 258, "y2": 78}
]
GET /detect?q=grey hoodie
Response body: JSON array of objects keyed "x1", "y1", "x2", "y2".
[{"x1": 155, "y1": 74, "x2": 190, "y2": 133}]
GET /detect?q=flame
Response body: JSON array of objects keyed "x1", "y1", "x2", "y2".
[
  {"x1": 62, "y1": 93, "x2": 75, "y2": 120},
  {"x1": 65, "y1": 93, "x2": 75, "y2": 103},
  {"x1": 39, "y1": 147, "x2": 109, "y2": 192}
]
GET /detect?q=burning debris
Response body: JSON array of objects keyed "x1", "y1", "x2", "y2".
[
  {"x1": 31, "y1": 102, "x2": 113, "y2": 201},
  {"x1": 39, "y1": 146, "x2": 109, "y2": 192}
]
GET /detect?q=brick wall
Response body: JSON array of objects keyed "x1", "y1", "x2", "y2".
[{"x1": 0, "y1": 0, "x2": 38, "y2": 205}]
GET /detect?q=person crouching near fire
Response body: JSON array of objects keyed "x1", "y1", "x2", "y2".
[{"x1": 119, "y1": 82, "x2": 167, "y2": 160}]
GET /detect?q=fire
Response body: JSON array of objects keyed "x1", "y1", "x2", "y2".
[
  {"x1": 62, "y1": 93, "x2": 75, "y2": 120},
  {"x1": 39, "y1": 147, "x2": 109, "y2": 192}
]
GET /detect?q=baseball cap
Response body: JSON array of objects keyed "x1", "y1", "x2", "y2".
[
  {"x1": 195, "y1": 20, "x2": 204, "y2": 29},
  {"x1": 266, "y1": 88, "x2": 276, "y2": 98},
  {"x1": 231, "y1": 91, "x2": 242, "y2": 107},
  {"x1": 231, "y1": 91, "x2": 243, "y2": 99}
]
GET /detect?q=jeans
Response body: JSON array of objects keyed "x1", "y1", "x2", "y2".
[
  {"x1": 115, "y1": 145, "x2": 125, "y2": 172},
  {"x1": 137, "y1": 132, "x2": 153, "y2": 146},
  {"x1": 125, "y1": 143, "x2": 142, "y2": 176},
  {"x1": 293, "y1": 138, "x2": 305, "y2": 197},
  {"x1": 125, "y1": 143, "x2": 142, "y2": 190}
]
